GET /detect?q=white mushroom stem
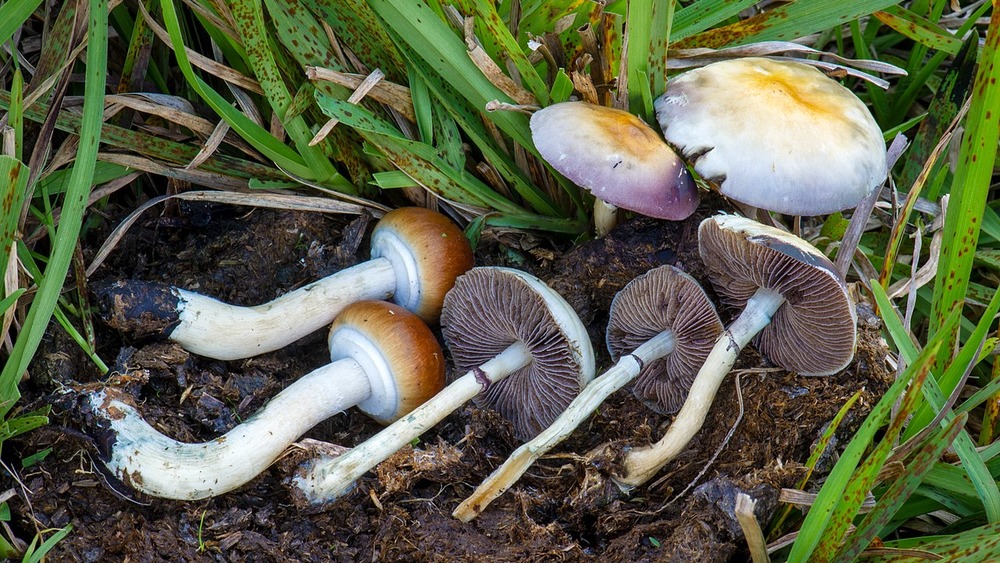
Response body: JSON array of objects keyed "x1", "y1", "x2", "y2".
[
  {"x1": 93, "y1": 357, "x2": 374, "y2": 500},
  {"x1": 173, "y1": 259, "x2": 397, "y2": 360},
  {"x1": 593, "y1": 200, "x2": 619, "y2": 237},
  {"x1": 453, "y1": 330, "x2": 676, "y2": 521},
  {"x1": 615, "y1": 286, "x2": 786, "y2": 489},
  {"x1": 291, "y1": 342, "x2": 532, "y2": 505}
]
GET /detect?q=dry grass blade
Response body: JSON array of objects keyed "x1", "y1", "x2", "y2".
[
  {"x1": 306, "y1": 67, "x2": 415, "y2": 121},
  {"x1": 86, "y1": 191, "x2": 382, "y2": 277},
  {"x1": 309, "y1": 68, "x2": 386, "y2": 146},
  {"x1": 735, "y1": 493, "x2": 770, "y2": 563}
]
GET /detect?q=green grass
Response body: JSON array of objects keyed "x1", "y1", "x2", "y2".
[{"x1": 1, "y1": 0, "x2": 998, "y2": 558}]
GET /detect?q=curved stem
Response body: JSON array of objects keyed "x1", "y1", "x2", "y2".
[
  {"x1": 291, "y1": 342, "x2": 532, "y2": 507},
  {"x1": 172, "y1": 259, "x2": 396, "y2": 360},
  {"x1": 453, "y1": 330, "x2": 675, "y2": 521},
  {"x1": 95, "y1": 358, "x2": 370, "y2": 500},
  {"x1": 615, "y1": 287, "x2": 786, "y2": 489}
]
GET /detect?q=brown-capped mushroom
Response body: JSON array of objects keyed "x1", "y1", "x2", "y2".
[
  {"x1": 453, "y1": 265, "x2": 722, "y2": 521},
  {"x1": 287, "y1": 267, "x2": 596, "y2": 509},
  {"x1": 615, "y1": 214, "x2": 857, "y2": 489},
  {"x1": 83, "y1": 301, "x2": 444, "y2": 500},
  {"x1": 95, "y1": 207, "x2": 473, "y2": 360},
  {"x1": 531, "y1": 101, "x2": 698, "y2": 233},
  {"x1": 655, "y1": 57, "x2": 887, "y2": 215}
]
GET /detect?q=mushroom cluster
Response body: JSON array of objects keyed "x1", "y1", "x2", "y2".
[
  {"x1": 454, "y1": 264, "x2": 723, "y2": 521},
  {"x1": 616, "y1": 214, "x2": 857, "y2": 489},
  {"x1": 288, "y1": 267, "x2": 596, "y2": 509},
  {"x1": 95, "y1": 207, "x2": 473, "y2": 360}
]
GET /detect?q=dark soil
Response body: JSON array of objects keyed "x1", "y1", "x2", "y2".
[{"x1": 8, "y1": 196, "x2": 891, "y2": 561}]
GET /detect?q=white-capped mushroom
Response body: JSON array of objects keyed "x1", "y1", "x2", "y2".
[
  {"x1": 615, "y1": 214, "x2": 857, "y2": 489},
  {"x1": 655, "y1": 57, "x2": 887, "y2": 215},
  {"x1": 287, "y1": 267, "x2": 596, "y2": 509},
  {"x1": 453, "y1": 265, "x2": 722, "y2": 521},
  {"x1": 531, "y1": 101, "x2": 698, "y2": 233},
  {"x1": 84, "y1": 301, "x2": 444, "y2": 500},
  {"x1": 96, "y1": 207, "x2": 474, "y2": 360}
]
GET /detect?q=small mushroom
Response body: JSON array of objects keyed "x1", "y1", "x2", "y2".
[
  {"x1": 531, "y1": 101, "x2": 698, "y2": 233},
  {"x1": 83, "y1": 301, "x2": 444, "y2": 500},
  {"x1": 287, "y1": 267, "x2": 596, "y2": 509},
  {"x1": 452, "y1": 265, "x2": 722, "y2": 521},
  {"x1": 95, "y1": 207, "x2": 474, "y2": 360},
  {"x1": 615, "y1": 214, "x2": 857, "y2": 489},
  {"x1": 655, "y1": 57, "x2": 887, "y2": 215}
]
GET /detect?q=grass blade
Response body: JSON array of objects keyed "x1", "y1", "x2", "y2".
[
  {"x1": 0, "y1": 0, "x2": 107, "y2": 415},
  {"x1": 929, "y1": 6, "x2": 1000, "y2": 359}
]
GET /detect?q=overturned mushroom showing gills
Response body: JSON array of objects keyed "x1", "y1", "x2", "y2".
[
  {"x1": 655, "y1": 57, "x2": 887, "y2": 215},
  {"x1": 288, "y1": 267, "x2": 596, "y2": 509},
  {"x1": 85, "y1": 301, "x2": 444, "y2": 500},
  {"x1": 95, "y1": 207, "x2": 473, "y2": 360},
  {"x1": 531, "y1": 101, "x2": 698, "y2": 230},
  {"x1": 453, "y1": 265, "x2": 722, "y2": 521},
  {"x1": 615, "y1": 214, "x2": 857, "y2": 489}
]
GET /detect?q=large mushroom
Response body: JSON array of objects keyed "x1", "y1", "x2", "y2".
[
  {"x1": 453, "y1": 265, "x2": 722, "y2": 521},
  {"x1": 615, "y1": 214, "x2": 857, "y2": 488},
  {"x1": 80, "y1": 300, "x2": 444, "y2": 500},
  {"x1": 95, "y1": 207, "x2": 473, "y2": 360},
  {"x1": 288, "y1": 267, "x2": 596, "y2": 509},
  {"x1": 531, "y1": 101, "x2": 698, "y2": 234},
  {"x1": 655, "y1": 57, "x2": 887, "y2": 215}
]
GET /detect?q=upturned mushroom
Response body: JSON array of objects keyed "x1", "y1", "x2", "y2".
[
  {"x1": 95, "y1": 207, "x2": 474, "y2": 360},
  {"x1": 81, "y1": 300, "x2": 444, "y2": 500},
  {"x1": 453, "y1": 265, "x2": 722, "y2": 521},
  {"x1": 288, "y1": 267, "x2": 596, "y2": 509},
  {"x1": 531, "y1": 101, "x2": 698, "y2": 233},
  {"x1": 655, "y1": 57, "x2": 887, "y2": 215},
  {"x1": 615, "y1": 214, "x2": 857, "y2": 488}
]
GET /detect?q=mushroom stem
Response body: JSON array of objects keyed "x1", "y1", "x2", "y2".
[
  {"x1": 170, "y1": 259, "x2": 396, "y2": 359},
  {"x1": 92, "y1": 358, "x2": 373, "y2": 500},
  {"x1": 593, "y1": 200, "x2": 619, "y2": 236},
  {"x1": 453, "y1": 330, "x2": 676, "y2": 521},
  {"x1": 291, "y1": 341, "x2": 533, "y2": 505},
  {"x1": 615, "y1": 286, "x2": 786, "y2": 489}
]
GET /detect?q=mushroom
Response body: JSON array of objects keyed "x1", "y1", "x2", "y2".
[
  {"x1": 453, "y1": 265, "x2": 722, "y2": 520},
  {"x1": 615, "y1": 214, "x2": 857, "y2": 488},
  {"x1": 82, "y1": 300, "x2": 445, "y2": 500},
  {"x1": 287, "y1": 267, "x2": 596, "y2": 509},
  {"x1": 530, "y1": 101, "x2": 698, "y2": 234},
  {"x1": 655, "y1": 57, "x2": 886, "y2": 216},
  {"x1": 95, "y1": 207, "x2": 474, "y2": 360}
]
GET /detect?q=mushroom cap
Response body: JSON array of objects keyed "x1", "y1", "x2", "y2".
[
  {"x1": 606, "y1": 265, "x2": 724, "y2": 414},
  {"x1": 698, "y1": 214, "x2": 857, "y2": 375},
  {"x1": 327, "y1": 300, "x2": 446, "y2": 425},
  {"x1": 370, "y1": 207, "x2": 475, "y2": 324},
  {"x1": 441, "y1": 267, "x2": 596, "y2": 441},
  {"x1": 655, "y1": 57, "x2": 887, "y2": 215},
  {"x1": 530, "y1": 102, "x2": 698, "y2": 221}
]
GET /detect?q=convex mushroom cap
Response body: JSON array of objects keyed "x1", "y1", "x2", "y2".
[
  {"x1": 85, "y1": 301, "x2": 444, "y2": 500},
  {"x1": 655, "y1": 57, "x2": 887, "y2": 215},
  {"x1": 95, "y1": 207, "x2": 473, "y2": 360},
  {"x1": 531, "y1": 101, "x2": 698, "y2": 221},
  {"x1": 287, "y1": 267, "x2": 596, "y2": 509},
  {"x1": 453, "y1": 265, "x2": 722, "y2": 521},
  {"x1": 615, "y1": 214, "x2": 857, "y2": 489}
]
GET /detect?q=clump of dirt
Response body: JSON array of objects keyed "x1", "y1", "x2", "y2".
[{"x1": 8, "y1": 198, "x2": 892, "y2": 561}]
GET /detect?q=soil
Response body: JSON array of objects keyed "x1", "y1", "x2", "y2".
[{"x1": 7, "y1": 195, "x2": 892, "y2": 561}]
